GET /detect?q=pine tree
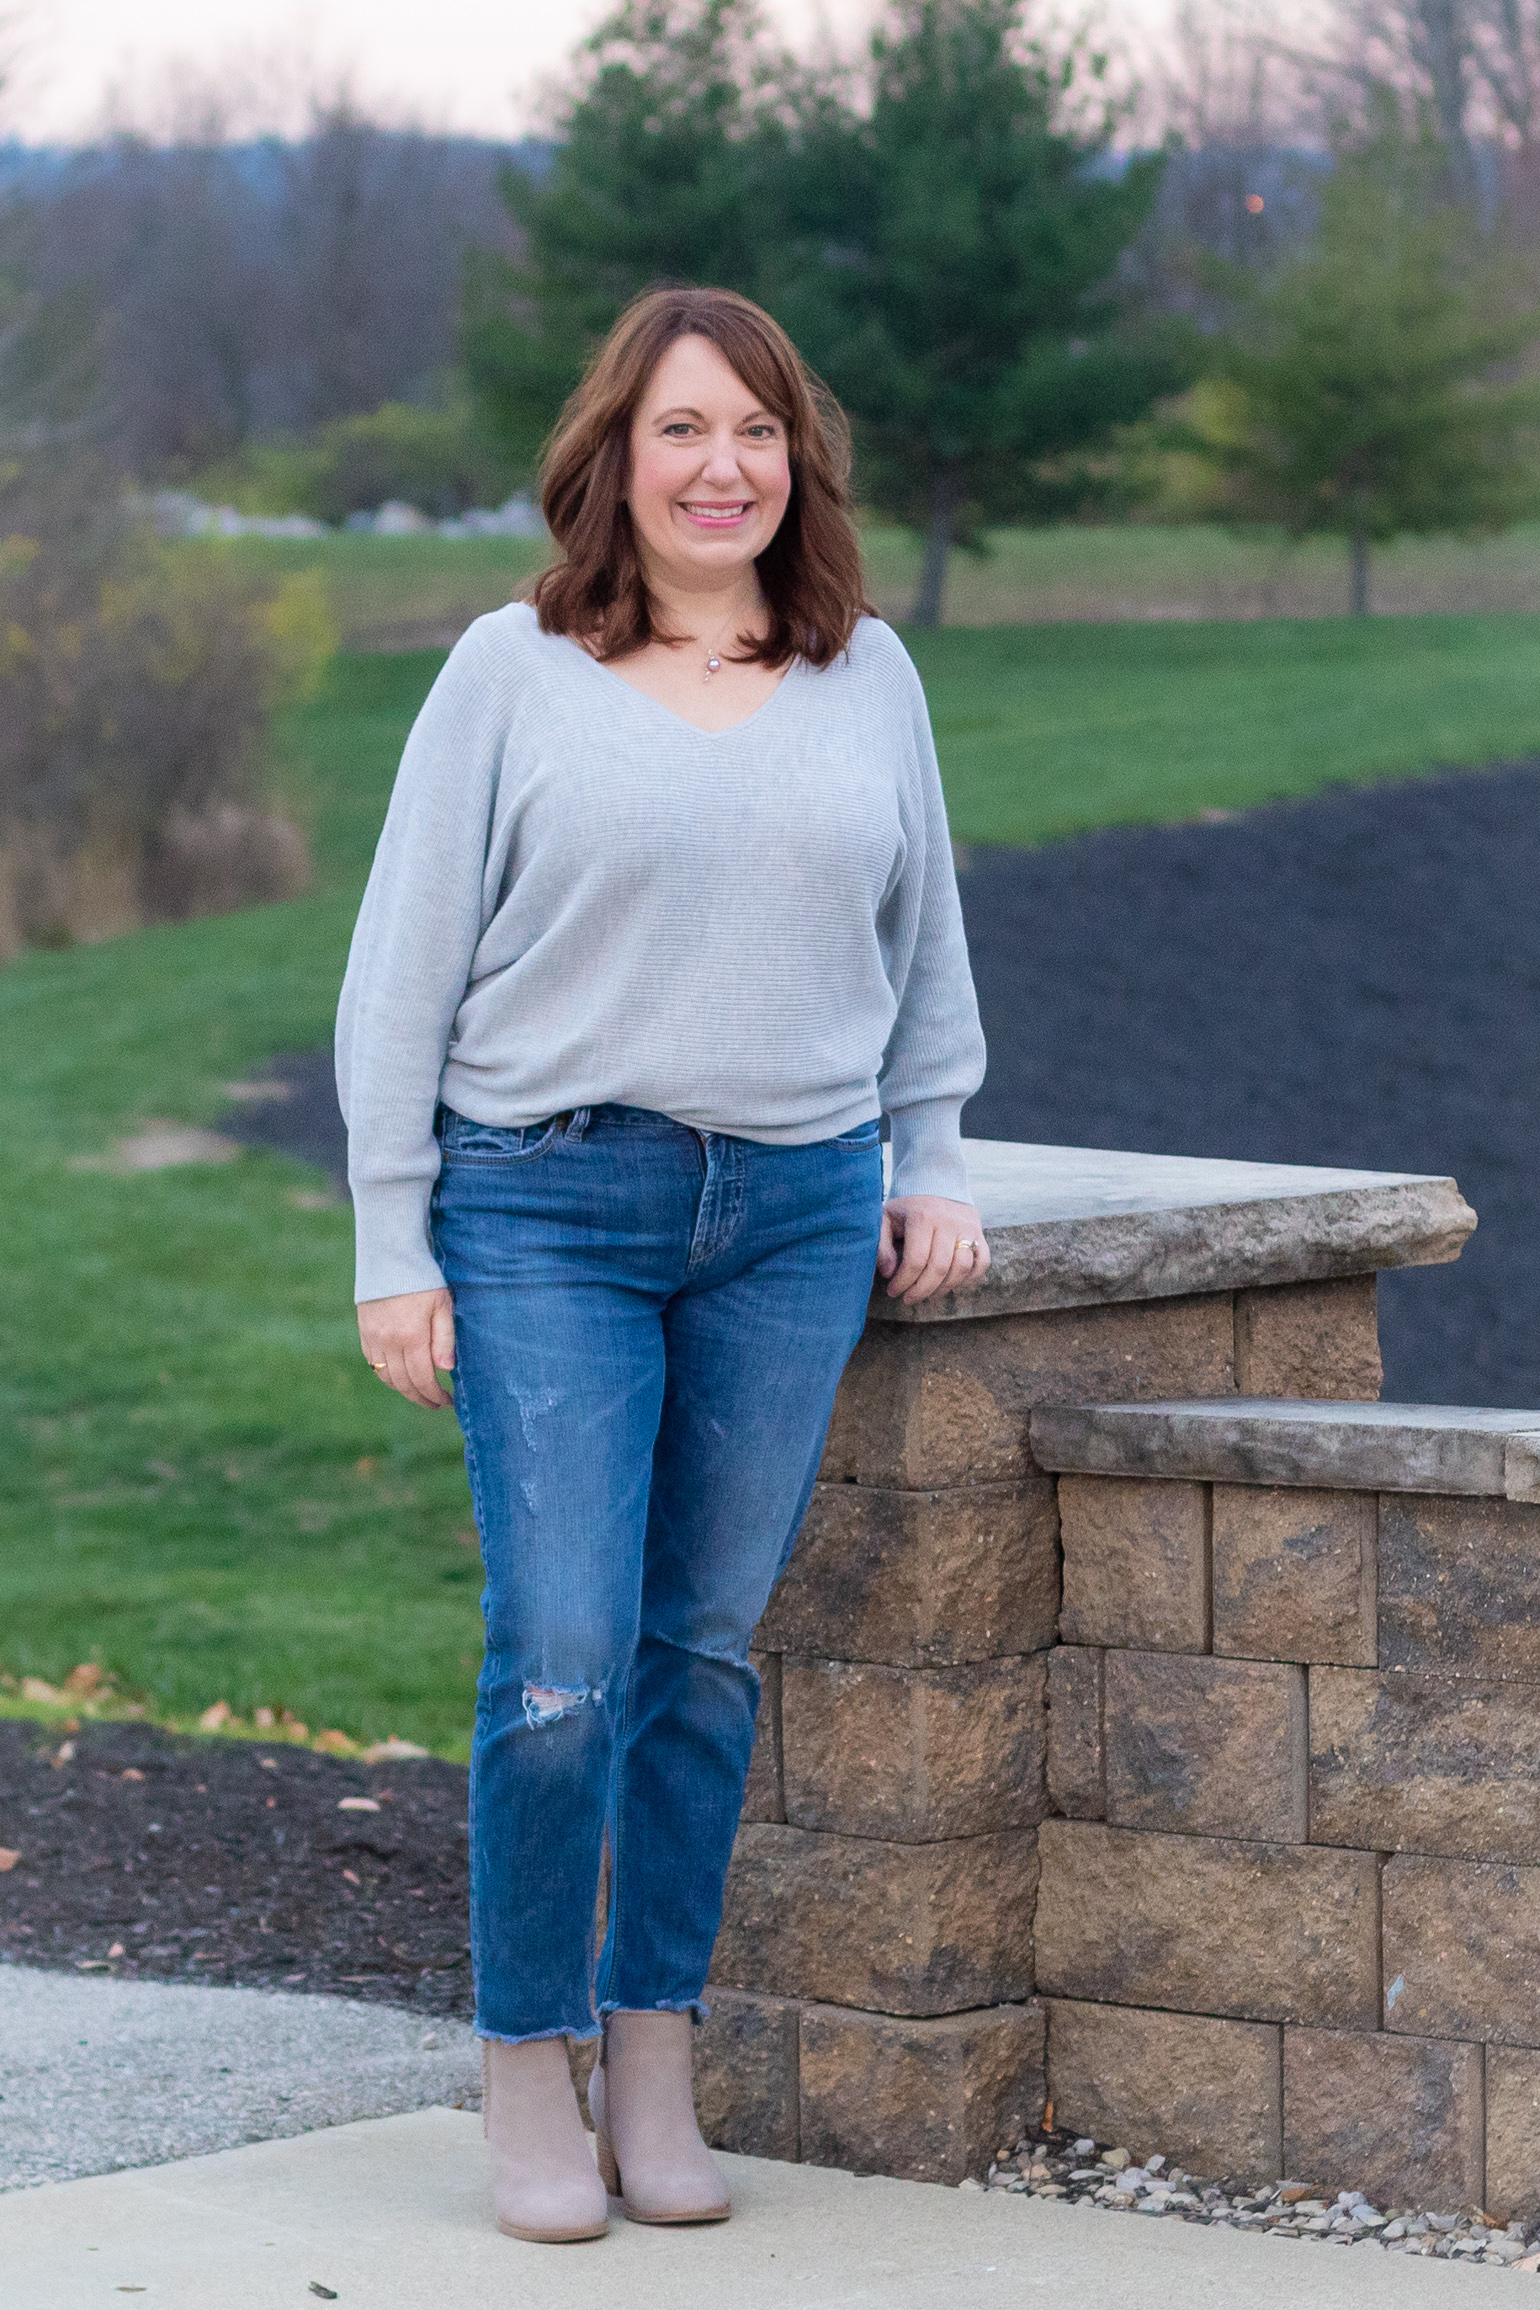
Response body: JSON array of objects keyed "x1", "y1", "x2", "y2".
[
  {"x1": 462, "y1": 1, "x2": 786, "y2": 471},
  {"x1": 1205, "y1": 114, "x2": 1540, "y2": 613},
  {"x1": 770, "y1": 1, "x2": 1184, "y2": 623}
]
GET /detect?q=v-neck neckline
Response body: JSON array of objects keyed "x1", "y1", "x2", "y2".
[{"x1": 564, "y1": 633, "x2": 803, "y2": 740}]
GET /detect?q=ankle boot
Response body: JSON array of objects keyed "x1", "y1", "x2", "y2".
[
  {"x1": 588, "y1": 2010, "x2": 731, "y2": 2224},
  {"x1": 482, "y1": 2037, "x2": 609, "y2": 2243}
]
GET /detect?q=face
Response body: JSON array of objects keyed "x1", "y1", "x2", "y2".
[{"x1": 625, "y1": 332, "x2": 793, "y2": 591}]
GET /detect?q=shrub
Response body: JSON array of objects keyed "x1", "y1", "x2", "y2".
[
  {"x1": 193, "y1": 394, "x2": 520, "y2": 523},
  {"x1": 0, "y1": 461, "x2": 336, "y2": 955}
]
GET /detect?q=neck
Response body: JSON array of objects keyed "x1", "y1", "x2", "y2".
[{"x1": 641, "y1": 560, "x2": 764, "y2": 646}]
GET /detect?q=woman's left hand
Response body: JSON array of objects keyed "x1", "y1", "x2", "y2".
[{"x1": 877, "y1": 1195, "x2": 991, "y2": 1306}]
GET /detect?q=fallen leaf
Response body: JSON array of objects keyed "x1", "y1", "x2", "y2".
[
  {"x1": 337, "y1": 1796, "x2": 380, "y2": 1813},
  {"x1": 0, "y1": 1849, "x2": 19, "y2": 1871},
  {"x1": 355, "y1": 1456, "x2": 378, "y2": 1478},
  {"x1": 120, "y1": 1768, "x2": 145, "y2": 1782},
  {"x1": 77, "y1": 1959, "x2": 110, "y2": 1970},
  {"x1": 342, "y1": 1868, "x2": 362, "y2": 1886},
  {"x1": 53, "y1": 1741, "x2": 76, "y2": 1765},
  {"x1": 63, "y1": 1663, "x2": 106, "y2": 1695},
  {"x1": 360, "y1": 1738, "x2": 430, "y2": 1762},
  {"x1": 1518, "y1": 2253, "x2": 1540, "y2": 2273},
  {"x1": 20, "y1": 1676, "x2": 64, "y2": 1704},
  {"x1": 198, "y1": 1701, "x2": 233, "y2": 1731},
  {"x1": 107, "y1": 1943, "x2": 125, "y2": 1959},
  {"x1": 258, "y1": 1756, "x2": 278, "y2": 1770},
  {"x1": 314, "y1": 1729, "x2": 357, "y2": 1756},
  {"x1": 309, "y1": 2284, "x2": 339, "y2": 2299},
  {"x1": 253, "y1": 1706, "x2": 276, "y2": 1729}
]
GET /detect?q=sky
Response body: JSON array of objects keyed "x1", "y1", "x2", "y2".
[{"x1": 8, "y1": 0, "x2": 1178, "y2": 144}]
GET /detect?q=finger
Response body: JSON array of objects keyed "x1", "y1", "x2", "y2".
[
  {"x1": 401, "y1": 1337, "x2": 451, "y2": 1409},
  {"x1": 954, "y1": 1235, "x2": 991, "y2": 1292},
  {"x1": 945, "y1": 1238, "x2": 986, "y2": 1295},
  {"x1": 378, "y1": 1344, "x2": 437, "y2": 1410},
  {"x1": 887, "y1": 1213, "x2": 936, "y2": 1296},
  {"x1": 903, "y1": 1230, "x2": 958, "y2": 1304},
  {"x1": 430, "y1": 1296, "x2": 457, "y2": 1373},
  {"x1": 876, "y1": 1208, "x2": 898, "y2": 1278}
]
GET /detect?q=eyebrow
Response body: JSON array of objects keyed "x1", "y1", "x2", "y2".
[{"x1": 651, "y1": 404, "x2": 780, "y2": 426}]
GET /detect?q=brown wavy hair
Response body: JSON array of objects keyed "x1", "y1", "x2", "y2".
[{"x1": 532, "y1": 286, "x2": 872, "y2": 670}]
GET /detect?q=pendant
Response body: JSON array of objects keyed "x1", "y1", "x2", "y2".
[{"x1": 705, "y1": 653, "x2": 722, "y2": 678}]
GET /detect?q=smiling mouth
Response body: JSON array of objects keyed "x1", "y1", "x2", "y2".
[{"x1": 680, "y1": 501, "x2": 753, "y2": 523}]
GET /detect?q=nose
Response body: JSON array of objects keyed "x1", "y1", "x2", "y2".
[{"x1": 697, "y1": 433, "x2": 746, "y2": 488}]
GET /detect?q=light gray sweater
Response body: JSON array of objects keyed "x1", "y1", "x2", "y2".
[{"x1": 336, "y1": 603, "x2": 986, "y2": 1302}]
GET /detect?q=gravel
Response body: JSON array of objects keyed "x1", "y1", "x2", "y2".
[
  {"x1": 968, "y1": 2128, "x2": 1540, "y2": 2270},
  {"x1": 957, "y1": 760, "x2": 1540, "y2": 1407},
  {"x1": 0, "y1": 1963, "x2": 480, "y2": 2191}
]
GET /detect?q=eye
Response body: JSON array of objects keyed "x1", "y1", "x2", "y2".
[
  {"x1": 661, "y1": 422, "x2": 696, "y2": 438},
  {"x1": 744, "y1": 424, "x2": 779, "y2": 439}
]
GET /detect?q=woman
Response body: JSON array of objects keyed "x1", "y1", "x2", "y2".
[{"x1": 336, "y1": 285, "x2": 988, "y2": 2245}]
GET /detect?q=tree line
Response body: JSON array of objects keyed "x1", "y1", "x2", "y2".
[{"x1": 465, "y1": 0, "x2": 1540, "y2": 617}]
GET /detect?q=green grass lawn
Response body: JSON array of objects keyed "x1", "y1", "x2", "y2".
[
  {"x1": 5, "y1": 611, "x2": 1540, "y2": 1753},
  {"x1": 227, "y1": 522, "x2": 1540, "y2": 646},
  {"x1": 0, "y1": 653, "x2": 485, "y2": 1756},
  {"x1": 912, "y1": 613, "x2": 1540, "y2": 843}
]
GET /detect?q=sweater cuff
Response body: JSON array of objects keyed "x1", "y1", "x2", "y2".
[
  {"x1": 351, "y1": 1178, "x2": 447, "y2": 1304},
  {"x1": 886, "y1": 1098, "x2": 972, "y2": 1204}
]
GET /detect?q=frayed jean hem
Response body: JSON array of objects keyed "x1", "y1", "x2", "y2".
[
  {"x1": 476, "y1": 2021, "x2": 603, "y2": 2046},
  {"x1": 597, "y1": 1996, "x2": 711, "y2": 2027}
]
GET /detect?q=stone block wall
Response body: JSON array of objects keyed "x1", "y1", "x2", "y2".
[
  {"x1": 692, "y1": 1274, "x2": 1382, "y2": 2184},
  {"x1": 1035, "y1": 1461, "x2": 1540, "y2": 2218}
]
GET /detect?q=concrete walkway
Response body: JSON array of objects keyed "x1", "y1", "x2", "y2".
[
  {"x1": 0, "y1": 1965, "x2": 480, "y2": 2189},
  {"x1": 0, "y1": 2105, "x2": 1502, "y2": 2310}
]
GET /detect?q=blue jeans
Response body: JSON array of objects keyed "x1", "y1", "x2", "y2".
[{"x1": 430, "y1": 1102, "x2": 885, "y2": 2043}]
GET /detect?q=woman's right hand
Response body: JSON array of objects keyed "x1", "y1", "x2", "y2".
[{"x1": 358, "y1": 1287, "x2": 456, "y2": 1409}]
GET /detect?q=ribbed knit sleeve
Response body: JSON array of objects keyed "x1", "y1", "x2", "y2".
[
  {"x1": 875, "y1": 647, "x2": 988, "y2": 1205},
  {"x1": 335, "y1": 623, "x2": 505, "y2": 1301}
]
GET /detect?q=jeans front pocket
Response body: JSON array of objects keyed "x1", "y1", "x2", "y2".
[
  {"x1": 437, "y1": 1109, "x2": 566, "y2": 1165},
  {"x1": 832, "y1": 1117, "x2": 882, "y2": 1150}
]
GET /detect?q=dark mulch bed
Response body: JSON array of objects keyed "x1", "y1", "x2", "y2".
[
  {"x1": 959, "y1": 760, "x2": 1540, "y2": 1409},
  {"x1": 220, "y1": 1048, "x2": 349, "y2": 1191},
  {"x1": 0, "y1": 1719, "x2": 472, "y2": 2016}
]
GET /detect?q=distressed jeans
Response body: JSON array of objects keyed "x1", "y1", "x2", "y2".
[{"x1": 430, "y1": 1102, "x2": 885, "y2": 2043}]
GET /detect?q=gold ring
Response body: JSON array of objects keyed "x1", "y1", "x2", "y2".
[
  {"x1": 958, "y1": 1239, "x2": 978, "y2": 1252},
  {"x1": 370, "y1": 1361, "x2": 388, "y2": 1372}
]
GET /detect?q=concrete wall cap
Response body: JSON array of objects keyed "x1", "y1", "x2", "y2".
[
  {"x1": 1031, "y1": 1399, "x2": 1540, "y2": 1501},
  {"x1": 875, "y1": 1141, "x2": 1475, "y2": 1323}
]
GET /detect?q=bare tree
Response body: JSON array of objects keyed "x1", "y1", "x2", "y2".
[{"x1": 9, "y1": 89, "x2": 524, "y2": 474}]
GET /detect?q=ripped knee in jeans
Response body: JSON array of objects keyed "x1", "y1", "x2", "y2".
[{"x1": 521, "y1": 1681, "x2": 599, "y2": 1729}]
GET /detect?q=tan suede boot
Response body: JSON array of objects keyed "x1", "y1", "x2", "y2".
[
  {"x1": 482, "y1": 2037, "x2": 609, "y2": 2243},
  {"x1": 588, "y1": 2010, "x2": 731, "y2": 2224}
]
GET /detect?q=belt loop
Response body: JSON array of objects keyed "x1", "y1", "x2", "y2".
[{"x1": 566, "y1": 1107, "x2": 591, "y2": 1142}]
